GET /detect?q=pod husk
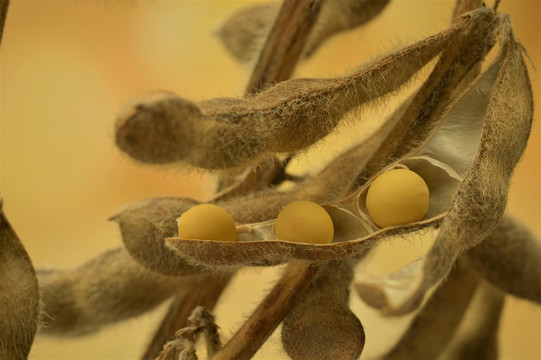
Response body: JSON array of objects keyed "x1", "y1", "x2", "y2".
[
  {"x1": 441, "y1": 281, "x2": 505, "y2": 360},
  {"x1": 465, "y1": 214, "x2": 541, "y2": 304},
  {"x1": 111, "y1": 197, "x2": 208, "y2": 276},
  {"x1": 38, "y1": 248, "x2": 206, "y2": 335},
  {"x1": 115, "y1": 9, "x2": 492, "y2": 170},
  {"x1": 214, "y1": 0, "x2": 391, "y2": 63},
  {"x1": 0, "y1": 204, "x2": 40, "y2": 360},
  {"x1": 381, "y1": 259, "x2": 479, "y2": 359},
  {"x1": 281, "y1": 260, "x2": 365, "y2": 360},
  {"x1": 374, "y1": 21, "x2": 533, "y2": 315},
  {"x1": 166, "y1": 18, "x2": 498, "y2": 268}
]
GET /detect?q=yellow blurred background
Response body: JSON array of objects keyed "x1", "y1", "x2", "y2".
[{"x1": 1, "y1": 0, "x2": 539, "y2": 359}]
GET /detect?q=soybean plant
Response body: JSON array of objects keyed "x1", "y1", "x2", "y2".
[{"x1": 1, "y1": 1, "x2": 539, "y2": 360}]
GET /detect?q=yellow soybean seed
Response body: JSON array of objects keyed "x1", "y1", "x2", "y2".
[
  {"x1": 178, "y1": 204, "x2": 237, "y2": 241},
  {"x1": 275, "y1": 201, "x2": 334, "y2": 244},
  {"x1": 366, "y1": 169, "x2": 429, "y2": 228}
]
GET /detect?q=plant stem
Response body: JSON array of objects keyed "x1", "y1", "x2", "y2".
[
  {"x1": 245, "y1": 0, "x2": 322, "y2": 94},
  {"x1": 221, "y1": 0, "x2": 322, "y2": 192},
  {"x1": 212, "y1": 261, "x2": 320, "y2": 360}
]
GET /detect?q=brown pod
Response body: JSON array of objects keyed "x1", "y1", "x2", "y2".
[
  {"x1": 282, "y1": 260, "x2": 365, "y2": 360},
  {"x1": 111, "y1": 197, "x2": 208, "y2": 276},
  {"x1": 0, "y1": 204, "x2": 40, "y2": 360},
  {"x1": 282, "y1": 298, "x2": 365, "y2": 360},
  {"x1": 465, "y1": 214, "x2": 541, "y2": 304},
  {"x1": 215, "y1": 0, "x2": 391, "y2": 63},
  {"x1": 37, "y1": 248, "x2": 203, "y2": 336},
  {"x1": 115, "y1": 10, "x2": 488, "y2": 169}
]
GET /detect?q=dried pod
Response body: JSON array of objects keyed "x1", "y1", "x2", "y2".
[
  {"x1": 381, "y1": 259, "x2": 479, "y2": 359},
  {"x1": 168, "y1": 16, "x2": 533, "y2": 317},
  {"x1": 38, "y1": 248, "x2": 204, "y2": 335},
  {"x1": 282, "y1": 260, "x2": 365, "y2": 360},
  {"x1": 0, "y1": 205, "x2": 40, "y2": 360},
  {"x1": 343, "y1": 22, "x2": 533, "y2": 314},
  {"x1": 112, "y1": 197, "x2": 208, "y2": 276},
  {"x1": 465, "y1": 214, "x2": 541, "y2": 304},
  {"x1": 215, "y1": 0, "x2": 390, "y2": 64},
  {"x1": 442, "y1": 281, "x2": 504, "y2": 360},
  {"x1": 214, "y1": 3, "x2": 278, "y2": 64},
  {"x1": 371, "y1": 21, "x2": 534, "y2": 315},
  {"x1": 115, "y1": 138, "x2": 386, "y2": 274},
  {"x1": 115, "y1": 9, "x2": 492, "y2": 169}
]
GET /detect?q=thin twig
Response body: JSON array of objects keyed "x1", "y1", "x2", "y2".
[
  {"x1": 212, "y1": 261, "x2": 321, "y2": 360},
  {"x1": 142, "y1": 274, "x2": 232, "y2": 360},
  {"x1": 246, "y1": 0, "x2": 323, "y2": 94}
]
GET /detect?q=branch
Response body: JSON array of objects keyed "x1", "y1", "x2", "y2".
[
  {"x1": 212, "y1": 261, "x2": 320, "y2": 360},
  {"x1": 246, "y1": 0, "x2": 323, "y2": 94},
  {"x1": 222, "y1": 0, "x2": 323, "y2": 193}
]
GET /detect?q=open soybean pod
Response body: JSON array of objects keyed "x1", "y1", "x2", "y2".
[
  {"x1": 167, "y1": 15, "x2": 533, "y2": 316},
  {"x1": 356, "y1": 19, "x2": 533, "y2": 315}
]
